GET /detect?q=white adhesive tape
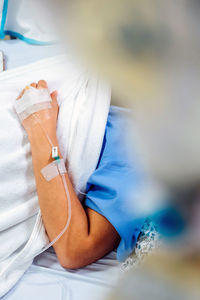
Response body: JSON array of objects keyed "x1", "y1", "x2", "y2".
[
  {"x1": 41, "y1": 159, "x2": 67, "y2": 182},
  {"x1": 15, "y1": 86, "x2": 52, "y2": 121}
]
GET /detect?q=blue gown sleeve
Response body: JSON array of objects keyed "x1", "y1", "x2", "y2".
[{"x1": 84, "y1": 106, "x2": 145, "y2": 262}]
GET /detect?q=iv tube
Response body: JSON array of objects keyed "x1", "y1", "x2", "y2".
[{"x1": 25, "y1": 113, "x2": 72, "y2": 259}]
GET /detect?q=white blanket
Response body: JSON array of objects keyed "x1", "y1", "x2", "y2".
[{"x1": 0, "y1": 55, "x2": 111, "y2": 297}]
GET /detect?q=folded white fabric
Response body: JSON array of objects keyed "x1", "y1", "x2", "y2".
[{"x1": 0, "y1": 55, "x2": 111, "y2": 297}]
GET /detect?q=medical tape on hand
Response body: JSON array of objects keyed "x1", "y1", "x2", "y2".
[
  {"x1": 41, "y1": 158, "x2": 67, "y2": 182},
  {"x1": 15, "y1": 86, "x2": 52, "y2": 122}
]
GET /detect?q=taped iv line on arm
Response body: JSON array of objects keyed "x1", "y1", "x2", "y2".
[
  {"x1": 14, "y1": 86, "x2": 72, "y2": 260},
  {"x1": 15, "y1": 86, "x2": 52, "y2": 122}
]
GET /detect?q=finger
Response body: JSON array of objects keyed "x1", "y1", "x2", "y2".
[
  {"x1": 37, "y1": 80, "x2": 47, "y2": 89},
  {"x1": 51, "y1": 90, "x2": 58, "y2": 99},
  {"x1": 51, "y1": 91, "x2": 59, "y2": 110},
  {"x1": 17, "y1": 88, "x2": 25, "y2": 100},
  {"x1": 30, "y1": 82, "x2": 37, "y2": 88}
]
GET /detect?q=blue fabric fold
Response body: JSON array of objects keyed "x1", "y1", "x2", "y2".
[{"x1": 85, "y1": 106, "x2": 145, "y2": 261}]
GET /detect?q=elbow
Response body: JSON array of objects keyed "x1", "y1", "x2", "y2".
[
  {"x1": 58, "y1": 252, "x2": 91, "y2": 270},
  {"x1": 59, "y1": 259, "x2": 84, "y2": 270},
  {"x1": 57, "y1": 241, "x2": 94, "y2": 270}
]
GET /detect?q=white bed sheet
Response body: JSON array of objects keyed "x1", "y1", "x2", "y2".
[{"x1": 0, "y1": 40, "x2": 121, "y2": 300}]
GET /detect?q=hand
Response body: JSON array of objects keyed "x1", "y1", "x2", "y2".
[{"x1": 17, "y1": 80, "x2": 59, "y2": 143}]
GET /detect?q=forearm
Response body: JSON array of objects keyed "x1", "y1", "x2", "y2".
[
  {"x1": 17, "y1": 81, "x2": 119, "y2": 269},
  {"x1": 28, "y1": 125, "x2": 91, "y2": 267}
]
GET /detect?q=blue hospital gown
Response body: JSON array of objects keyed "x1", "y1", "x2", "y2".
[{"x1": 84, "y1": 106, "x2": 145, "y2": 262}]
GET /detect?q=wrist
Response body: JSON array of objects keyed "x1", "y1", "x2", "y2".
[
  {"x1": 28, "y1": 127, "x2": 62, "y2": 164},
  {"x1": 27, "y1": 122, "x2": 58, "y2": 146},
  {"x1": 25, "y1": 122, "x2": 57, "y2": 144}
]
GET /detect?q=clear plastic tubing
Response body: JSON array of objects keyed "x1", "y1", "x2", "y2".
[{"x1": 27, "y1": 113, "x2": 72, "y2": 258}]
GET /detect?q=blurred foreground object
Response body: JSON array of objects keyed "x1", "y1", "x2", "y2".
[
  {"x1": 65, "y1": 0, "x2": 200, "y2": 189},
  {"x1": 109, "y1": 252, "x2": 200, "y2": 300},
  {"x1": 63, "y1": 1, "x2": 200, "y2": 299}
]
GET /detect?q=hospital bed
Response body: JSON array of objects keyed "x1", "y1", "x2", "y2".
[{"x1": 0, "y1": 39, "x2": 121, "y2": 300}]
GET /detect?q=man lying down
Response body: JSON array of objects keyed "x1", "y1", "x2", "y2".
[{"x1": 0, "y1": 57, "x2": 145, "y2": 297}]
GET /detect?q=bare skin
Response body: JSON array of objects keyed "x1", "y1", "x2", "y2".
[{"x1": 17, "y1": 80, "x2": 120, "y2": 269}]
